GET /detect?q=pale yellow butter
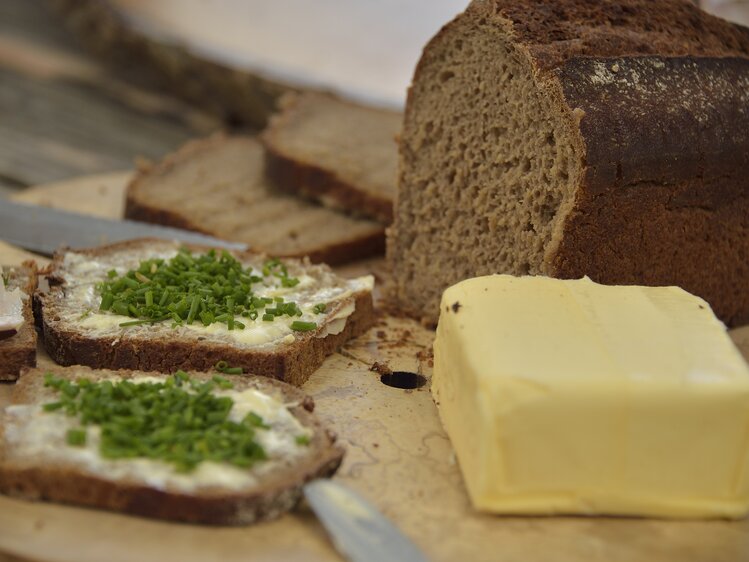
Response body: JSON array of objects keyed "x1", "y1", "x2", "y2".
[{"x1": 432, "y1": 275, "x2": 749, "y2": 518}]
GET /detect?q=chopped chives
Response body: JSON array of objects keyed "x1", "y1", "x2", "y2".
[
  {"x1": 42, "y1": 372, "x2": 272, "y2": 472},
  {"x1": 211, "y1": 374, "x2": 235, "y2": 388},
  {"x1": 214, "y1": 362, "x2": 243, "y2": 375},
  {"x1": 96, "y1": 249, "x2": 313, "y2": 331},
  {"x1": 66, "y1": 428, "x2": 87, "y2": 446},
  {"x1": 186, "y1": 295, "x2": 200, "y2": 324},
  {"x1": 99, "y1": 293, "x2": 114, "y2": 311},
  {"x1": 122, "y1": 277, "x2": 139, "y2": 290},
  {"x1": 291, "y1": 321, "x2": 317, "y2": 332}
]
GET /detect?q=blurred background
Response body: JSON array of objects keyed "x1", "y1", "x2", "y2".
[
  {"x1": 0, "y1": 0, "x2": 466, "y2": 201},
  {"x1": 0, "y1": 0, "x2": 746, "y2": 200}
]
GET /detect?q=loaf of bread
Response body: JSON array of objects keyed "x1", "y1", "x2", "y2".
[
  {"x1": 263, "y1": 92, "x2": 400, "y2": 224},
  {"x1": 388, "y1": 0, "x2": 749, "y2": 325}
]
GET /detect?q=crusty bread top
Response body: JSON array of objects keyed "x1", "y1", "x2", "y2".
[
  {"x1": 125, "y1": 135, "x2": 384, "y2": 264},
  {"x1": 262, "y1": 93, "x2": 400, "y2": 223},
  {"x1": 42, "y1": 238, "x2": 373, "y2": 352},
  {"x1": 2, "y1": 366, "x2": 343, "y2": 497},
  {"x1": 472, "y1": 0, "x2": 749, "y2": 72}
]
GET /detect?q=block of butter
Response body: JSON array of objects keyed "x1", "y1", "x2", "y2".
[{"x1": 432, "y1": 275, "x2": 749, "y2": 518}]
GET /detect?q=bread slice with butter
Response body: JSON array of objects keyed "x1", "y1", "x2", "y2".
[
  {"x1": 0, "y1": 262, "x2": 37, "y2": 381},
  {"x1": 0, "y1": 366, "x2": 344, "y2": 525},
  {"x1": 38, "y1": 239, "x2": 374, "y2": 386}
]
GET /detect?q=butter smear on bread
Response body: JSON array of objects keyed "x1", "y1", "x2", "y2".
[
  {"x1": 5, "y1": 372, "x2": 312, "y2": 492},
  {"x1": 64, "y1": 247, "x2": 372, "y2": 348},
  {"x1": 0, "y1": 273, "x2": 24, "y2": 332}
]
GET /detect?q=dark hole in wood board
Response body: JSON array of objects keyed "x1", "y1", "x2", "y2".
[{"x1": 380, "y1": 371, "x2": 427, "y2": 390}]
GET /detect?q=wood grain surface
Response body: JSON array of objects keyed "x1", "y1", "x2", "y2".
[
  {"x1": 0, "y1": 0, "x2": 219, "y2": 194},
  {"x1": 0, "y1": 177, "x2": 748, "y2": 562}
]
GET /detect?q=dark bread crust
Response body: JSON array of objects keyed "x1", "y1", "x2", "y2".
[
  {"x1": 548, "y1": 54, "x2": 749, "y2": 325},
  {"x1": 125, "y1": 134, "x2": 386, "y2": 266},
  {"x1": 38, "y1": 239, "x2": 375, "y2": 386},
  {"x1": 394, "y1": 0, "x2": 749, "y2": 326},
  {"x1": 0, "y1": 262, "x2": 38, "y2": 381},
  {"x1": 262, "y1": 94, "x2": 395, "y2": 224},
  {"x1": 0, "y1": 367, "x2": 344, "y2": 525},
  {"x1": 264, "y1": 145, "x2": 394, "y2": 224}
]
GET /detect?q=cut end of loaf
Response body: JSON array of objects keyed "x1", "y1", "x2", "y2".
[{"x1": 389, "y1": 7, "x2": 581, "y2": 323}]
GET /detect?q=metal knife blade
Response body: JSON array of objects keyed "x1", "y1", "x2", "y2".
[
  {"x1": 0, "y1": 200, "x2": 248, "y2": 255},
  {"x1": 303, "y1": 480, "x2": 430, "y2": 562}
]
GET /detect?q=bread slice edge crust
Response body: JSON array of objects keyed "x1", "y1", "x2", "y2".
[{"x1": 262, "y1": 95, "x2": 395, "y2": 224}]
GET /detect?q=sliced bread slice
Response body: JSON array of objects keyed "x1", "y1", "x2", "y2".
[
  {"x1": 0, "y1": 263, "x2": 37, "y2": 381},
  {"x1": 0, "y1": 366, "x2": 344, "y2": 525},
  {"x1": 125, "y1": 135, "x2": 385, "y2": 265},
  {"x1": 38, "y1": 239, "x2": 374, "y2": 386},
  {"x1": 262, "y1": 93, "x2": 401, "y2": 224}
]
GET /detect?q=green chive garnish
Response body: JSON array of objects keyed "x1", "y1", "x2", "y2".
[
  {"x1": 215, "y1": 361, "x2": 243, "y2": 375},
  {"x1": 291, "y1": 321, "x2": 317, "y2": 332},
  {"x1": 96, "y1": 249, "x2": 305, "y2": 331},
  {"x1": 42, "y1": 372, "x2": 270, "y2": 472},
  {"x1": 66, "y1": 428, "x2": 87, "y2": 446}
]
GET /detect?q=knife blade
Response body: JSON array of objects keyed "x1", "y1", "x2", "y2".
[
  {"x1": 303, "y1": 480, "x2": 430, "y2": 562},
  {"x1": 0, "y1": 200, "x2": 248, "y2": 255}
]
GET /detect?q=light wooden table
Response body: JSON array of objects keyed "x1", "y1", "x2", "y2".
[{"x1": 0, "y1": 176, "x2": 748, "y2": 562}]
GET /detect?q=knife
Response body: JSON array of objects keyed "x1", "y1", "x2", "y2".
[
  {"x1": 304, "y1": 480, "x2": 430, "y2": 562},
  {"x1": 0, "y1": 200, "x2": 248, "y2": 255}
]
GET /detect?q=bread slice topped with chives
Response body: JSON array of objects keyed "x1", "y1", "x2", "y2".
[
  {"x1": 38, "y1": 239, "x2": 374, "y2": 386},
  {"x1": 0, "y1": 366, "x2": 344, "y2": 525},
  {"x1": 0, "y1": 262, "x2": 37, "y2": 381}
]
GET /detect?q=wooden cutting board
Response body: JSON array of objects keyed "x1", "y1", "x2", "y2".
[{"x1": 1, "y1": 175, "x2": 748, "y2": 562}]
